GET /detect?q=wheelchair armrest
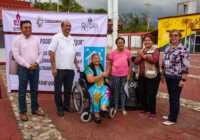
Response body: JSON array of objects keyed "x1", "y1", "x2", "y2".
[
  {"x1": 79, "y1": 78, "x2": 86, "y2": 83},
  {"x1": 78, "y1": 78, "x2": 87, "y2": 89}
]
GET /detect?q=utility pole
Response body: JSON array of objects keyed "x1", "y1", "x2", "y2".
[{"x1": 144, "y1": 3, "x2": 151, "y2": 31}]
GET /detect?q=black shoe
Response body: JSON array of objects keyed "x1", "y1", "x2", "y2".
[
  {"x1": 100, "y1": 110, "x2": 109, "y2": 114},
  {"x1": 58, "y1": 111, "x2": 64, "y2": 117},
  {"x1": 63, "y1": 107, "x2": 74, "y2": 113},
  {"x1": 95, "y1": 119, "x2": 101, "y2": 124}
]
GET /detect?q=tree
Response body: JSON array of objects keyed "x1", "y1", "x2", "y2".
[
  {"x1": 32, "y1": 0, "x2": 85, "y2": 13},
  {"x1": 118, "y1": 12, "x2": 155, "y2": 33},
  {"x1": 119, "y1": 12, "x2": 134, "y2": 29},
  {"x1": 92, "y1": 8, "x2": 108, "y2": 14},
  {"x1": 87, "y1": 8, "x2": 94, "y2": 13},
  {"x1": 59, "y1": 0, "x2": 85, "y2": 12}
]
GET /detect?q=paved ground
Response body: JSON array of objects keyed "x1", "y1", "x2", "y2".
[
  {"x1": 0, "y1": 74, "x2": 23, "y2": 140},
  {"x1": 0, "y1": 52, "x2": 200, "y2": 140},
  {"x1": 159, "y1": 53, "x2": 200, "y2": 102}
]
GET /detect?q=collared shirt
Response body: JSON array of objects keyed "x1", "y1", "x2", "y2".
[
  {"x1": 48, "y1": 32, "x2": 76, "y2": 70},
  {"x1": 134, "y1": 49, "x2": 160, "y2": 77},
  {"x1": 161, "y1": 44, "x2": 190, "y2": 80},
  {"x1": 11, "y1": 34, "x2": 43, "y2": 69}
]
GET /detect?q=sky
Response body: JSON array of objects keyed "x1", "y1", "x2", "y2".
[{"x1": 32, "y1": 0, "x2": 200, "y2": 26}]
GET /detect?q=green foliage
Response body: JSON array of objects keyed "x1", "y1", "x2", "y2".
[
  {"x1": 92, "y1": 8, "x2": 108, "y2": 14},
  {"x1": 119, "y1": 12, "x2": 155, "y2": 33},
  {"x1": 87, "y1": 8, "x2": 94, "y2": 13},
  {"x1": 32, "y1": 0, "x2": 85, "y2": 13}
]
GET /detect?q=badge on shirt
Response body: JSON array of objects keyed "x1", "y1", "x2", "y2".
[{"x1": 165, "y1": 60, "x2": 170, "y2": 67}]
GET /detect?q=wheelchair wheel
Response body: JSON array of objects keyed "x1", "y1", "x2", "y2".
[
  {"x1": 72, "y1": 84, "x2": 85, "y2": 114},
  {"x1": 81, "y1": 112, "x2": 91, "y2": 123},
  {"x1": 109, "y1": 108, "x2": 115, "y2": 119}
]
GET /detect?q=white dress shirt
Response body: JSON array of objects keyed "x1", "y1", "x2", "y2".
[{"x1": 48, "y1": 32, "x2": 76, "y2": 70}]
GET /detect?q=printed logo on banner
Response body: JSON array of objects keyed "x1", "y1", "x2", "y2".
[
  {"x1": 36, "y1": 15, "x2": 63, "y2": 28},
  {"x1": 84, "y1": 46, "x2": 105, "y2": 69},
  {"x1": 81, "y1": 17, "x2": 98, "y2": 32},
  {"x1": 13, "y1": 12, "x2": 22, "y2": 31},
  {"x1": 36, "y1": 15, "x2": 44, "y2": 28},
  {"x1": 13, "y1": 12, "x2": 22, "y2": 26}
]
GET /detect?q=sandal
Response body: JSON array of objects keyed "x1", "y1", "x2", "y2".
[{"x1": 122, "y1": 110, "x2": 127, "y2": 116}]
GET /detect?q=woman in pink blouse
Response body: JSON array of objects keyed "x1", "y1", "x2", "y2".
[
  {"x1": 108, "y1": 37, "x2": 132, "y2": 115},
  {"x1": 134, "y1": 34, "x2": 160, "y2": 120}
]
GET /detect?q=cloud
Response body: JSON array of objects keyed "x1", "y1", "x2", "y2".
[{"x1": 41, "y1": 0, "x2": 200, "y2": 26}]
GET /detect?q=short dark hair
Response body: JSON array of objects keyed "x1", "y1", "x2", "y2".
[
  {"x1": 20, "y1": 20, "x2": 32, "y2": 29},
  {"x1": 115, "y1": 37, "x2": 125, "y2": 45},
  {"x1": 143, "y1": 34, "x2": 154, "y2": 42}
]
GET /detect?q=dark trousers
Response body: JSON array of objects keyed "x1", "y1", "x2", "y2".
[
  {"x1": 17, "y1": 65, "x2": 39, "y2": 114},
  {"x1": 138, "y1": 74, "x2": 160, "y2": 114},
  {"x1": 54, "y1": 69, "x2": 75, "y2": 111},
  {"x1": 165, "y1": 77, "x2": 183, "y2": 123}
]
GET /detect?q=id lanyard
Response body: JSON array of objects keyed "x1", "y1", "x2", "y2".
[
  {"x1": 167, "y1": 44, "x2": 179, "y2": 60},
  {"x1": 165, "y1": 44, "x2": 179, "y2": 67}
]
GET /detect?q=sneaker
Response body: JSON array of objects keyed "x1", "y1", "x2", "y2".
[
  {"x1": 150, "y1": 114, "x2": 156, "y2": 119},
  {"x1": 138, "y1": 110, "x2": 148, "y2": 115}
]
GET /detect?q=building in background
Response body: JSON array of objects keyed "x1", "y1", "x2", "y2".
[
  {"x1": 158, "y1": 13, "x2": 200, "y2": 53},
  {"x1": 0, "y1": 0, "x2": 44, "y2": 63}
]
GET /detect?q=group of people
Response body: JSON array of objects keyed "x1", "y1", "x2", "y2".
[{"x1": 12, "y1": 20, "x2": 190, "y2": 125}]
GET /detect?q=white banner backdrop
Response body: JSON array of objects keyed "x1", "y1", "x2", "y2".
[{"x1": 2, "y1": 10, "x2": 108, "y2": 92}]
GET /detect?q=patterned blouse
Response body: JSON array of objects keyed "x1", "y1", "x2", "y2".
[{"x1": 161, "y1": 43, "x2": 190, "y2": 80}]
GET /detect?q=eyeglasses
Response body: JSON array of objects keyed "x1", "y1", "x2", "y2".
[
  {"x1": 170, "y1": 34, "x2": 179, "y2": 38},
  {"x1": 63, "y1": 25, "x2": 72, "y2": 28},
  {"x1": 24, "y1": 26, "x2": 32, "y2": 30}
]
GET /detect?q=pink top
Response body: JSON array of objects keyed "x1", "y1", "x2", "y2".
[
  {"x1": 109, "y1": 49, "x2": 132, "y2": 76},
  {"x1": 11, "y1": 34, "x2": 43, "y2": 69}
]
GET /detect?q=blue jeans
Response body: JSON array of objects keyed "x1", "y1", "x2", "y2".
[{"x1": 17, "y1": 65, "x2": 39, "y2": 114}]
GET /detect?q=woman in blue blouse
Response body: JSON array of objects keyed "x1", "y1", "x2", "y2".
[{"x1": 161, "y1": 29, "x2": 190, "y2": 125}]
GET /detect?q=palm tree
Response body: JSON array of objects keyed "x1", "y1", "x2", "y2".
[
  {"x1": 129, "y1": 17, "x2": 141, "y2": 32},
  {"x1": 59, "y1": 0, "x2": 85, "y2": 12},
  {"x1": 32, "y1": 0, "x2": 85, "y2": 12}
]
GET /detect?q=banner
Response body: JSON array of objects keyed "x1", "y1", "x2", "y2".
[{"x1": 2, "y1": 10, "x2": 108, "y2": 92}]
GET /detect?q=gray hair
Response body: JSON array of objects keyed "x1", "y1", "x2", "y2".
[
  {"x1": 169, "y1": 29, "x2": 182, "y2": 38},
  {"x1": 91, "y1": 53, "x2": 100, "y2": 60}
]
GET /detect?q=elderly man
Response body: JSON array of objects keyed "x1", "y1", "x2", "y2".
[
  {"x1": 11, "y1": 20, "x2": 44, "y2": 121},
  {"x1": 48, "y1": 21, "x2": 80, "y2": 116}
]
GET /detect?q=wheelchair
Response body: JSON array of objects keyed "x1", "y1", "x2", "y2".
[{"x1": 72, "y1": 72, "x2": 115, "y2": 123}]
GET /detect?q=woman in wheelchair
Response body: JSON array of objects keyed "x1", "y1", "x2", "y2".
[{"x1": 84, "y1": 53, "x2": 110, "y2": 124}]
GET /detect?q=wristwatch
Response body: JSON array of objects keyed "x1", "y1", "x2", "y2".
[
  {"x1": 181, "y1": 79, "x2": 186, "y2": 82},
  {"x1": 35, "y1": 62, "x2": 38, "y2": 66}
]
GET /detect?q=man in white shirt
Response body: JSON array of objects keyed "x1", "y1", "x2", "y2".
[{"x1": 48, "y1": 21, "x2": 80, "y2": 116}]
